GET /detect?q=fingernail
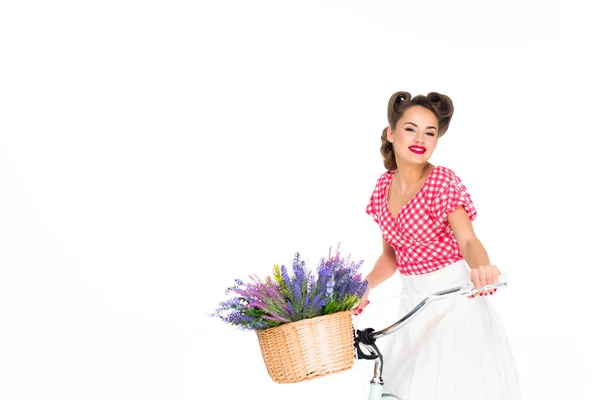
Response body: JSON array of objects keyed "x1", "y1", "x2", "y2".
[
  {"x1": 479, "y1": 293, "x2": 483, "y2": 296},
  {"x1": 358, "y1": 309, "x2": 363, "y2": 314},
  {"x1": 366, "y1": 300, "x2": 371, "y2": 306}
]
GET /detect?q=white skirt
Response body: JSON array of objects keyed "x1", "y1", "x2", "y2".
[{"x1": 358, "y1": 260, "x2": 521, "y2": 400}]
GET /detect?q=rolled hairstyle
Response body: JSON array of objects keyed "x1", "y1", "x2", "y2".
[{"x1": 380, "y1": 91, "x2": 454, "y2": 171}]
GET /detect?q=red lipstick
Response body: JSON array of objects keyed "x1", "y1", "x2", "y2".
[{"x1": 409, "y1": 146, "x2": 426, "y2": 154}]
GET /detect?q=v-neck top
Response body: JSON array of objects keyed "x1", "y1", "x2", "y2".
[{"x1": 366, "y1": 166, "x2": 477, "y2": 275}]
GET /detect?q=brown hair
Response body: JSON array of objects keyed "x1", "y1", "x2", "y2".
[{"x1": 380, "y1": 91, "x2": 454, "y2": 171}]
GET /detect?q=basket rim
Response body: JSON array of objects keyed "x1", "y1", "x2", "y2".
[{"x1": 256, "y1": 309, "x2": 354, "y2": 335}]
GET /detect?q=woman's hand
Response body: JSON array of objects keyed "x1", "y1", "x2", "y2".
[
  {"x1": 470, "y1": 264, "x2": 500, "y2": 297},
  {"x1": 353, "y1": 289, "x2": 371, "y2": 316}
]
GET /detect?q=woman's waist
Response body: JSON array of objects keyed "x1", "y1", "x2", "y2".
[{"x1": 398, "y1": 259, "x2": 471, "y2": 292}]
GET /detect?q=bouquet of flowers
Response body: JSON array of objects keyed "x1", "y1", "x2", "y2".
[{"x1": 212, "y1": 246, "x2": 368, "y2": 331}]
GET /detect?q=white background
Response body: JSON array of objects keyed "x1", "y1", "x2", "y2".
[{"x1": 1, "y1": 1, "x2": 598, "y2": 399}]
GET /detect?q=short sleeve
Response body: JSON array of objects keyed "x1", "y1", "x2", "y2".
[
  {"x1": 366, "y1": 189, "x2": 379, "y2": 223},
  {"x1": 366, "y1": 172, "x2": 392, "y2": 224},
  {"x1": 430, "y1": 172, "x2": 477, "y2": 228}
]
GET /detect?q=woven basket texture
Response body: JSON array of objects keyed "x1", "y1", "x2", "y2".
[{"x1": 256, "y1": 310, "x2": 355, "y2": 384}]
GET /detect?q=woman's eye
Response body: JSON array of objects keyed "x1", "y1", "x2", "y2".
[
  {"x1": 426, "y1": 132, "x2": 435, "y2": 136},
  {"x1": 405, "y1": 128, "x2": 415, "y2": 132}
]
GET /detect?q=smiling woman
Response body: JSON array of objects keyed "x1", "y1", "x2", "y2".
[{"x1": 357, "y1": 91, "x2": 521, "y2": 399}]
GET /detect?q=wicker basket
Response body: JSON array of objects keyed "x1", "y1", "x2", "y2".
[{"x1": 256, "y1": 310, "x2": 355, "y2": 384}]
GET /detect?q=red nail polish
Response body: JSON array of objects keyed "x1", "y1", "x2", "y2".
[
  {"x1": 479, "y1": 293, "x2": 483, "y2": 296},
  {"x1": 366, "y1": 300, "x2": 371, "y2": 306},
  {"x1": 358, "y1": 309, "x2": 363, "y2": 314}
]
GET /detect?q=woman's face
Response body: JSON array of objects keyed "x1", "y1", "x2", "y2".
[{"x1": 387, "y1": 105, "x2": 439, "y2": 166}]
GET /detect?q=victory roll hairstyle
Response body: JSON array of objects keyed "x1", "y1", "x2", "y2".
[{"x1": 380, "y1": 91, "x2": 454, "y2": 171}]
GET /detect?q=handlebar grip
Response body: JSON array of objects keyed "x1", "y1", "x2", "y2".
[{"x1": 471, "y1": 273, "x2": 510, "y2": 295}]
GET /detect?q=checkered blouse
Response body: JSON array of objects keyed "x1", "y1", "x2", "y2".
[{"x1": 366, "y1": 166, "x2": 477, "y2": 275}]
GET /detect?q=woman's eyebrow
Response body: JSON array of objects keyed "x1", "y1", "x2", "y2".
[{"x1": 403, "y1": 121, "x2": 438, "y2": 131}]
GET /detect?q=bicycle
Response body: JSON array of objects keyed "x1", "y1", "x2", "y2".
[{"x1": 353, "y1": 277, "x2": 509, "y2": 400}]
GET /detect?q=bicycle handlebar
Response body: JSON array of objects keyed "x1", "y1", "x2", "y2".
[
  {"x1": 371, "y1": 277, "x2": 509, "y2": 340},
  {"x1": 354, "y1": 275, "x2": 510, "y2": 385}
]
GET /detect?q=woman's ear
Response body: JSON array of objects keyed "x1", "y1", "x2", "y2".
[{"x1": 386, "y1": 126, "x2": 394, "y2": 143}]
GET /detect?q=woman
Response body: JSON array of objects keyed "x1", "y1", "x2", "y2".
[{"x1": 357, "y1": 91, "x2": 521, "y2": 399}]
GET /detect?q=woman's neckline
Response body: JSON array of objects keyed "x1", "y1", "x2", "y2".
[{"x1": 385, "y1": 165, "x2": 439, "y2": 220}]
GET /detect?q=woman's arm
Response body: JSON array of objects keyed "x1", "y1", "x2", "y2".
[
  {"x1": 355, "y1": 237, "x2": 397, "y2": 312},
  {"x1": 448, "y1": 207, "x2": 500, "y2": 293},
  {"x1": 364, "y1": 237, "x2": 398, "y2": 290}
]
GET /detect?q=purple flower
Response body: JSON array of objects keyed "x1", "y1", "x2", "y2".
[
  {"x1": 326, "y1": 273, "x2": 335, "y2": 297},
  {"x1": 211, "y1": 245, "x2": 368, "y2": 331}
]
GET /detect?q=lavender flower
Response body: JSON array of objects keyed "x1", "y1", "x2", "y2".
[{"x1": 211, "y1": 245, "x2": 368, "y2": 331}]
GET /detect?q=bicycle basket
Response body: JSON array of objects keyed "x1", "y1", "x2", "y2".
[{"x1": 256, "y1": 310, "x2": 355, "y2": 384}]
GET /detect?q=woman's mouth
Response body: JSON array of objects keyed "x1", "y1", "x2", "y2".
[{"x1": 409, "y1": 146, "x2": 426, "y2": 154}]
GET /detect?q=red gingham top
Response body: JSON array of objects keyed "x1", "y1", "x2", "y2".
[{"x1": 366, "y1": 166, "x2": 477, "y2": 275}]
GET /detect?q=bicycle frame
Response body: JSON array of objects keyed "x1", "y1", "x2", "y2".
[{"x1": 354, "y1": 280, "x2": 509, "y2": 400}]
